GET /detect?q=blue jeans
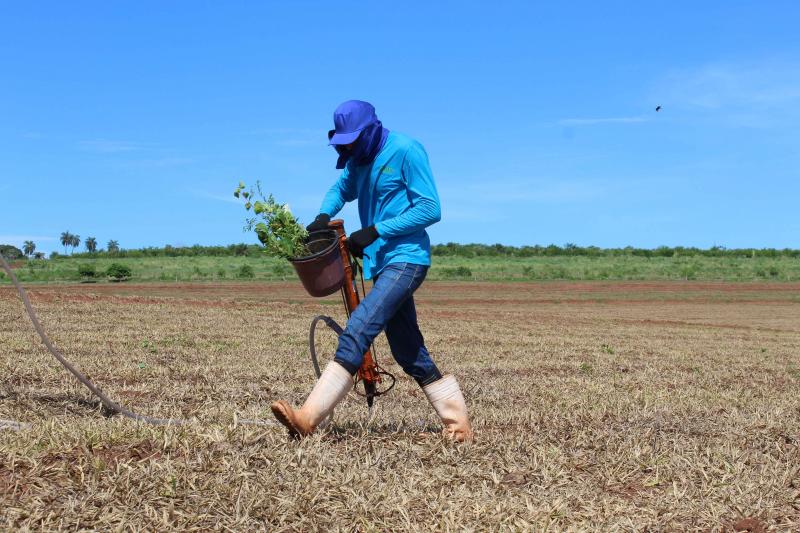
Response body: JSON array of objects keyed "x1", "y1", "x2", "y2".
[{"x1": 334, "y1": 262, "x2": 442, "y2": 386}]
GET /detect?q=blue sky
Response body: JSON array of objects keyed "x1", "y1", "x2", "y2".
[{"x1": 1, "y1": 1, "x2": 798, "y2": 254}]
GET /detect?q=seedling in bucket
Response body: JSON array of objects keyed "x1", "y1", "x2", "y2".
[
  {"x1": 235, "y1": 181, "x2": 309, "y2": 260},
  {"x1": 235, "y1": 181, "x2": 345, "y2": 296}
]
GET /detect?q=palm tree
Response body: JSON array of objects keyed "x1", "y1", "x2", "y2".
[
  {"x1": 23, "y1": 240, "x2": 36, "y2": 257},
  {"x1": 60, "y1": 231, "x2": 73, "y2": 255},
  {"x1": 107, "y1": 240, "x2": 120, "y2": 254},
  {"x1": 70, "y1": 235, "x2": 80, "y2": 255},
  {"x1": 85, "y1": 237, "x2": 97, "y2": 253}
]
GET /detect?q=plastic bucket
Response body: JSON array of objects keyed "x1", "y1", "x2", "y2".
[{"x1": 289, "y1": 230, "x2": 345, "y2": 297}]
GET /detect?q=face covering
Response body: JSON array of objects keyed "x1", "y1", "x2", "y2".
[
  {"x1": 328, "y1": 100, "x2": 390, "y2": 169},
  {"x1": 347, "y1": 121, "x2": 389, "y2": 168}
]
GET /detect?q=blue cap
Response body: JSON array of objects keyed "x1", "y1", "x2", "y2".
[{"x1": 328, "y1": 100, "x2": 379, "y2": 146}]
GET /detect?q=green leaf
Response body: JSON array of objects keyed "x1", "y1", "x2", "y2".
[{"x1": 236, "y1": 180, "x2": 309, "y2": 259}]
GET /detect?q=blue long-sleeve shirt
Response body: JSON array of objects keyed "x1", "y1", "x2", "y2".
[{"x1": 320, "y1": 131, "x2": 441, "y2": 279}]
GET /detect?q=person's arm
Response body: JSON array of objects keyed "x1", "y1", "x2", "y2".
[
  {"x1": 374, "y1": 142, "x2": 441, "y2": 237},
  {"x1": 319, "y1": 166, "x2": 357, "y2": 217}
]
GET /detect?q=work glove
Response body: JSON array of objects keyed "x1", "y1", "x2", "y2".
[
  {"x1": 306, "y1": 213, "x2": 331, "y2": 233},
  {"x1": 346, "y1": 226, "x2": 379, "y2": 258}
]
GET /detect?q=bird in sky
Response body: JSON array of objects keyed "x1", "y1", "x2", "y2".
[{"x1": 656, "y1": 105, "x2": 662, "y2": 112}]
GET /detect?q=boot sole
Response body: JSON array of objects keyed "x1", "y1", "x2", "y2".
[{"x1": 270, "y1": 401, "x2": 302, "y2": 439}]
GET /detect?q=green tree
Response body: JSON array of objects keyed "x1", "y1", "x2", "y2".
[
  {"x1": 106, "y1": 263, "x2": 132, "y2": 281},
  {"x1": 85, "y1": 237, "x2": 97, "y2": 253},
  {"x1": 60, "y1": 231, "x2": 73, "y2": 255},
  {"x1": 78, "y1": 263, "x2": 96, "y2": 281},
  {"x1": 23, "y1": 240, "x2": 36, "y2": 257},
  {"x1": 70, "y1": 234, "x2": 80, "y2": 254},
  {"x1": 0, "y1": 244, "x2": 24, "y2": 260},
  {"x1": 107, "y1": 240, "x2": 120, "y2": 253},
  {"x1": 236, "y1": 264, "x2": 255, "y2": 279}
]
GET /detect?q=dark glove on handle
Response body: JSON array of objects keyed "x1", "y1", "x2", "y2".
[
  {"x1": 346, "y1": 226, "x2": 379, "y2": 258},
  {"x1": 306, "y1": 213, "x2": 331, "y2": 233}
]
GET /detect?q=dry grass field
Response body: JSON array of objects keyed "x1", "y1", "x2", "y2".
[{"x1": 2, "y1": 280, "x2": 799, "y2": 531}]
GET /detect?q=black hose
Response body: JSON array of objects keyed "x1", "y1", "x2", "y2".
[
  {"x1": 308, "y1": 315, "x2": 343, "y2": 378},
  {"x1": 1, "y1": 253, "x2": 393, "y2": 430},
  {"x1": 0, "y1": 254, "x2": 278, "y2": 428}
]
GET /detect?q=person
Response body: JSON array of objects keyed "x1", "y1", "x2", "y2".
[{"x1": 270, "y1": 100, "x2": 473, "y2": 442}]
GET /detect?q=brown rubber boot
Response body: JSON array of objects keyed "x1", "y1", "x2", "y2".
[
  {"x1": 423, "y1": 374, "x2": 474, "y2": 442},
  {"x1": 271, "y1": 362, "x2": 352, "y2": 438}
]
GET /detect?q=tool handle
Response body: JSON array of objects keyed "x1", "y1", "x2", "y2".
[{"x1": 329, "y1": 220, "x2": 381, "y2": 386}]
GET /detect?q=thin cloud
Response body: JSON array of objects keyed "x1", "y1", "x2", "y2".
[
  {"x1": 470, "y1": 179, "x2": 604, "y2": 203},
  {"x1": 78, "y1": 139, "x2": 145, "y2": 153},
  {"x1": 654, "y1": 60, "x2": 800, "y2": 126},
  {"x1": 558, "y1": 116, "x2": 648, "y2": 126},
  {"x1": 0, "y1": 235, "x2": 56, "y2": 247},
  {"x1": 274, "y1": 139, "x2": 319, "y2": 147},
  {"x1": 137, "y1": 157, "x2": 194, "y2": 167},
  {"x1": 245, "y1": 127, "x2": 326, "y2": 147},
  {"x1": 245, "y1": 127, "x2": 322, "y2": 136},
  {"x1": 190, "y1": 189, "x2": 243, "y2": 205},
  {"x1": 662, "y1": 62, "x2": 800, "y2": 108},
  {"x1": 440, "y1": 206, "x2": 497, "y2": 222},
  {"x1": 440, "y1": 178, "x2": 605, "y2": 207}
]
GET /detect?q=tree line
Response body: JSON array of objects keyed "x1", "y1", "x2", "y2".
[
  {"x1": 7, "y1": 238, "x2": 800, "y2": 261},
  {"x1": 430, "y1": 243, "x2": 800, "y2": 258},
  {"x1": 64, "y1": 242, "x2": 800, "y2": 259},
  {"x1": 67, "y1": 243, "x2": 258, "y2": 258},
  {"x1": 57, "y1": 231, "x2": 119, "y2": 255}
]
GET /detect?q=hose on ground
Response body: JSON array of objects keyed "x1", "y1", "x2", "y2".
[{"x1": 0, "y1": 254, "x2": 341, "y2": 429}]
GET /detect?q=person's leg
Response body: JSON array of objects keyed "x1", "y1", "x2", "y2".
[
  {"x1": 332, "y1": 263, "x2": 425, "y2": 374},
  {"x1": 422, "y1": 375, "x2": 473, "y2": 442},
  {"x1": 270, "y1": 361, "x2": 352, "y2": 438},
  {"x1": 272, "y1": 262, "x2": 422, "y2": 437},
  {"x1": 381, "y1": 267, "x2": 473, "y2": 442},
  {"x1": 384, "y1": 294, "x2": 442, "y2": 386}
]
